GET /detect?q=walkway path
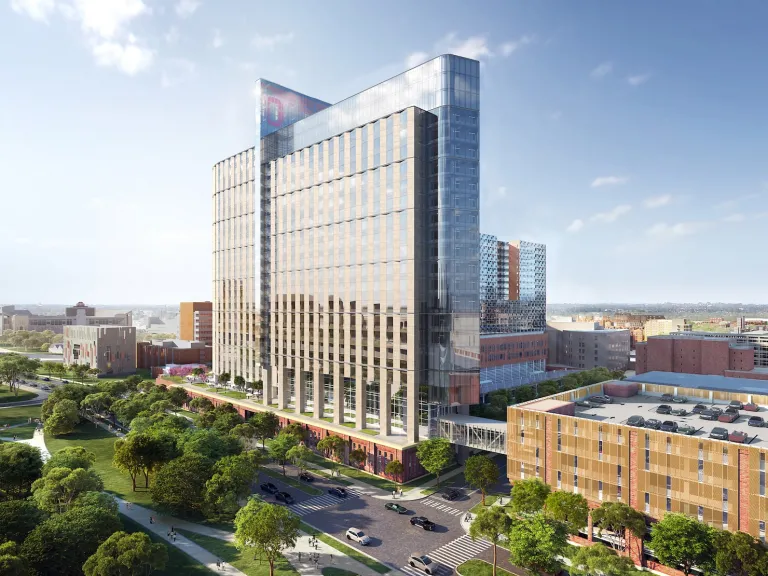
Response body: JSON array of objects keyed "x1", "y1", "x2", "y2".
[{"x1": 0, "y1": 427, "x2": 51, "y2": 461}]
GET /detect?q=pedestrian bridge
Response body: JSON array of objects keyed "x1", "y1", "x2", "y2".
[{"x1": 436, "y1": 413, "x2": 507, "y2": 454}]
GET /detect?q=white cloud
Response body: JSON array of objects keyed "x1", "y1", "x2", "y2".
[
  {"x1": 647, "y1": 221, "x2": 708, "y2": 238},
  {"x1": 164, "y1": 25, "x2": 179, "y2": 44},
  {"x1": 251, "y1": 32, "x2": 295, "y2": 51},
  {"x1": 161, "y1": 58, "x2": 196, "y2": 87},
  {"x1": 174, "y1": 0, "x2": 199, "y2": 18},
  {"x1": 591, "y1": 176, "x2": 629, "y2": 188},
  {"x1": 211, "y1": 28, "x2": 223, "y2": 48},
  {"x1": 591, "y1": 61, "x2": 613, "y2": 78},
  {"x1": 497, "y1": 186, "x2": 507, "y2": 198},
  {"x1": 723, "y1": 213, "x2": 746, "y2": 223},
  {"x1": 590, "y1": 204, "x2": 632, "y2": 223},
  {"x1": 627, "y1": 73, "x2": 651, "y2": 86},
  {"x1": 63, "y1": 0, "x2": 149, "y2": 39},
  {"x1": 499, "y1": 35, "x2": 534, "y2": 56},
  {"x1": 566, "y1": 219, "x2": 584, "y2": 233},
  {"x1": 436, "y1": 33, "x2": 493, "y2": 60},
  {"x1": 405, "y1": 51, "x2": 430, "y2": 69},
  {"x1": 644, "y1": 194, "x2": 672, "y2": 208},
  {"x1": 10, "y1": 0, "x2": 55, "y2": 21},
  {"x1": 92, "y1": 35, "x2": 153, "y2": 75}
]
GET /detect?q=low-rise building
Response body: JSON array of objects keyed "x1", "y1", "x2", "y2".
[
  {"x1": 3, "y1": 302, "x2": 131, "y2": 334},
  {"x1": 136, "y1": 339, "x2": 212, "y2": 371},
  {"x1": 507, "y1": 372, "x2": 768, "y2": 571},
  {"x1": 644, "y1": 318, "x2": 691, "y2": 338},
  {"x1": 179, "y1": 302, "x2": 213, "y2": 345},
  {"x1": 672, "y1": 330, "x2": 768, "y2": 369},
  {"x1": 63, "y1": 326, "x2": 136, "y2": 375},
  {"x1": 547, "y1": 322, "x2": 630, "y2": 371},
  {"x1": 479, "y1": 332, "x2": 548, "y2": 394}
]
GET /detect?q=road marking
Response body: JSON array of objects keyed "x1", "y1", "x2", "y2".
[
  {"x1": 399, "y1": 534, "x2": 491, "y2": 575},
  {"x1": 286, "y1": 488, "x2": 365, "y2": 517}
]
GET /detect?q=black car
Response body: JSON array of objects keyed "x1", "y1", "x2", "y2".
[
  {"x1": 260, "y1": 482, "x2": 279, "y2": 494},
  {"x1": 42, "y1": 377, "x2": 51, "y2": 382},
  {"x1": 589, "y1": 395, "x2": 614, "y2": 404},
  {"x1": 749, "y1": 416, "x2": 765, "y2": 428},
  {"x1": 645, "y1": 419, "x2": 662, "y2": 430},
  {"x1": 298, "y1": 472, "x2": 314, "y2": 482},
  {"x1": 275, "y1": 491, "x2": 294, "y2": 504},
  {"x1": 711, "y1": 407, "x2": 724, "y2": 416},
  {"x1": 709, "y1": 427, "x2": 729, "y2": 441},
  {"x1": 575, "y1": 399, "x2": 593, "y2": 408},
  {"x1": 672, "y1": 396, "x2": 688, "y2": 404},
  {"x1": 410, "y1": 516, "x2": 436, "y2": 531},
  {"x1": 670, "y1": 408, "x2": 688, "y2": 416},
  {"x1": 385, "y1": 503, "x2": 408, "y2": 514},
  {"x1": 700, "y1": 410, "x2": 719, "y2": 421},
  {"x1": 657, "y1": 404, "x2": 672, "y2": 415},
  {"x1": 660, "y1": 393, "x2": 675, "y2": 402},
  {"x1": 660, "y1": 421, "x2": 678, "y2": 432},
  {"x1": 692, "y1": 404, "x2": 708, "y2": 415},
  {"x1": 441, "y1": 488, "x2": 461, "y2": 501},
  {"x1": 627, "y1": 415, "x2": 645, "y2": 427},
  {"x1": 730, "y1": 400, "x2": 744, "y2": 410},
  {"x1": 329, "y1": 487, "x2": 348, "y2": 498}
]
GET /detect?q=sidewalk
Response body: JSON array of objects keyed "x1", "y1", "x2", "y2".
[
  {"x1": 459, "y1": 497, "x2": 510, "y2": 534},
  {"x1": 0, "y1": 427, "x2": 51, "y2": 461}
]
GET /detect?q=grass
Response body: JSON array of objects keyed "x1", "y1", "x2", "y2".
[
  {"x1": 457, "y1": 559, "x2": 514, "y2": 576},
  {"x1": 120, "y1": 515, "x2": 215, "y2": 575},
  {"x1": 192, "y1": 382, "x2": 209, "y2": 388},
  {"x1": 403, "y1": 462, "x2": 462, "y2": 489},
  {"x1": 310, "y1": 468, "x2": 354, "y2": 486},
  {"x1": 359, "y1": 429, "x2": 379, "y2": 436},
  {"x1": 217, "y1": 390, "x2": 248, "y2": 400},
  {"x1": 306, "y1": 451, "x2": 414, "y2": 492},
  {"x1": 340, "y1": 422, "x2": 355, "y2": 428},
  {"x1": 45, "y1": 423, "x2": 154, "y2": 505},
  {"x1": 162, "y1": 375, "x2": 186, "y2": 383},
  {"x1": 421, "y1": 475, "x2": 463, "y2": 496},
  {"x1": 322, "y1": 569, "x2": 358, "y2": 576},
  {"x1": 0, "y1": 423, "x2": 37, "y2": 439},
  {"x1": 0, "y1": 405, "x2": 41, "y2": 426},
  {"x1": 260, "y1": 468, "x2": 323, "y2": 495},
  {"x1": 469, "y1": 494, "x2": 509, "y2": 514},
  {"x1": 177, "y1": 529, "x2": 298, "y2": 576},
  {"x1": 299, "y1": 522, "x2": 390, "y2": 574},
  {"x1": 0, "y1": 388, "x2": 38, "y2": 403},
  {"x1": 320, "y1": 417, "x2": 333, "y2": 422}
]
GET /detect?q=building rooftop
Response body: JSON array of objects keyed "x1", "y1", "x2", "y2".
[
  {"x1": 480, "y1": 331, "x2": 545, "y2": 339},
  {"x1": 437, "y1": 413, "x2": 507, "y2": 432},
  {"x1": 524, "y1": 399, "x2": 574, "y2": 412},
  {"x1": 627, "y1": 371, "x2": 768, "y2": 395}
]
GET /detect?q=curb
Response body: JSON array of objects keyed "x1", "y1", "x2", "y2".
[{"x1": 300, "y1": 519, "x2": 394, "y2": 573}]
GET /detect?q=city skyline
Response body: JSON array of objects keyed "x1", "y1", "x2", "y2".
[{"x1": 3, "y1": 0, "x2": 768, "y2": 304}]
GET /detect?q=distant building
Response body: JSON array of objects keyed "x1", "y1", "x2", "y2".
[
  {"x1": 670, "y1": 330, "x2": 768, "y2": 370},
  {"x1": 63, "y1": 326, "x2": 136, "y2": 375},
  {"x1": 136, "y1": 339, "x2": 212, "y2": 371},
  {"x1": 3, "y1": 302, "x2": 131, "y2": 334},
  {"x1": 480, "y1": 332, "x2": 548, "y2": 394},
  {"x1": 644, "y1": 318, "x2": 690, "y2": 338},
  {"x1": 179, "y1": 302, "x2": 213, "y2": 345},
  {"x1": 547, "y1": 321, "x2": 630, "y2": 371},
  {"x1": 48, "y1": 343, "x2": 63, "y2": 355},
  {"x1": 636, "y1": 334, "x2": 762, "y2": 378}
]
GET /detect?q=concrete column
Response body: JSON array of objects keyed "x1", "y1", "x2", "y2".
[
  {"x1": 407, "y1": 369, "x2": 418, "y2": 443},
  {"x1": 379, "y1": 375, "x2": 391, "y2": 436},
  {"x1": 277, "y1": 366, "x2": 288, "y2": 409},
  {"x1": 356, "y1": 378, "x2": 366, "y2": 430},
  {"x1": 296, "y1": 368, "x2": 306, "y2": 414},
  {"x1": 313, "y1": 365, "x2": 324, "y2": 419},
  {"x1": 333, "y1": 366, "x2": 344, "y2": 425},
  {"x1": 262, "y1": 366, "x2": 273, "y2": 405}
]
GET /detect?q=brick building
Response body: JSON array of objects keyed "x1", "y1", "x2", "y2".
[
  {"x1": 179, "y1": 302, "x2": 213, "y2": 345},
  {"x1": 63, "y1": 325, "x2": 136, "y2": 376},
  {"x1": 479, "y1": 332, "x2": 548, "y2": 394},
  {"x1": 136, "y1": 340, "x2": 212, "y2": 371}
]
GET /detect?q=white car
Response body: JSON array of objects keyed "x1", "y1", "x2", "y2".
[
  {"x1": 408, "y1": 554, "x2": 438, "y2": 574},
  {"x1": 345, "y1": 528, "x2": 371, "y2": 546}
]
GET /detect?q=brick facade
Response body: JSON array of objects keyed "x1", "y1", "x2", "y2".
[
  {"x1": 637, "y1": 335, "x2": 757, "y2": 377},
  {"x1": 739, "y1": 448, "x2": 751, "y2": 532},
  {"x1": 137, "y1": 341, "x2": 212, "y2": 370}
]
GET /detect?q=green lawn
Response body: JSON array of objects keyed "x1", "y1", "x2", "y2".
[
  {"x1": 0, "y1": 388, "x2": 38, "y2": 403},
  {"x1": 404, "y1": 462, "x2": 462, "y2": 489},
  {"x1": 457, "y1": 559, "x2": 514, "y2": 576},
  {"x1": 299, "y1": 522, "x2": 389, "y2": 574},
  {"x1": 217, "y1": 390, "x2": 248, "y2": 400},
  {"x1": 305, "y1": 452, "x2": 410, "y2": 492},
  {"x1": 120, "y1": 515, "x2": 215, "y2": 575},
  {"x1": 45, "y1": 423, "x2": 153, "y2": 505},
  {"x1": 260, "y1": 468, "x2": 323, "y2": 496},
  {"x1": 192, "y1": 382, "x2": 209, "y2": 388},
  {"x1": 0, "y1": 423, "x2": 37, "y2": 439},
  {"x1": 322, "y1": 569, "x2": 358, "y2": 576},
  {"x1": 0, "y1": 405, "x2": 41, "y2": 426},
  {"x1": 359, "y1": 429, "x2": 379, "y2": 436},
  {"x1": 469, "y1": 494, "x2": 509, "y2": 514},
  {"x1": 177, "y1": 529, "x2": 298, "y2": 576}
]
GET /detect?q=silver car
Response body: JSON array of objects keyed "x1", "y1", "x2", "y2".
[{"x1": 408, "y1": 554, "x2": 438, "y2": 575}]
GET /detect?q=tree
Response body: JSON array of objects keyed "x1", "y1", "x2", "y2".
[
  {"x1": 592, "y1": 501, "x2": 647, "y2": 553},
  {"x1": 204, "y1": 451, "x2": 261, "y2": 521},
  {"x1": 316, "y1": 435, "x2": 346, "y2": 476},
  {"x1": 508, "y1": 513, "x2": 568, "y2": 576},
  {"x1": 179, "y1": 428, "x2": 242, "y2": 461},
  {"x1": 509, "y1": 478, "x2": 551, "y2": 516},
  {"x1": 545, "y1": 490, "x2": 589, "y2": 535},
  {"x1": 649, "y1": 513, "x2": 714, "y2": 576},
  {"x1": 20, "y1": 505, "x2": 122, "y2": 576},
  {"x1": 0, "y1": 442, "x2": 43, "y2": 500},
  {"x1": 282, "y1": 422, "x2": 306, "y2": 442},
  {"x1": 72, "y1": 491, "x2": 119, "y2": 515},
  {"x1": 231, "y1": 423, "x2": 257, "y2": 449},
  {"x1": 469, "y1": 506, "x2": 510, "y2": 576},
  {"x1": 0, "y1": 354, "x2": 41, "y2": 396},
  {"x1": 252, "y1": 411, "x2": 280, "y2": 448},
  {"x1": 43, "y1": 446, "x2": 96, "y2": 475},
  {"x1": 415, "y1": 438, "x2": 454, "y2": 488},
  {"x1": 464, "y1": 455, "x2": 499, "y2": 505},
  {"x1": 269, "y1": 431, "x2": 299, "y2": 475},
  {"x1": 0, "y1": 541, "x2": 27, "y2": 576},
  {"x1": 44, "y1": 398, "x2": 80, "y2": 436},
  {"x1": 234, "y1": 375, "x2": 246, "y2": 392},
  {"x1": 150, "y1": 453, "x2": 214, "y2": 518},
  {"x1": 83, "y1": 530, "x2": 168, "y2": 576},
  {"x1": 349, "y1": 447, "x2": 367, "y2": 468},
  {"x1": 191, "y1": 367, "x2": 205, "y2": 381},
  {"x1": 51, "y1": 362, "x2": 67, "y2": 381},
  {"x1": 189, "y1": 397, "x2": 214, "y2": 413},
  {"x1": 41, "y1": 361, "x2": 58, "y2": 376},
  {"x1": 385, "y1": 460, "x2": 404, "y2": 489},
  {"x1": 113, "y1": 432, "x2": 179, "y2": 491},
  {"x1": 80, "y1": 392, "x2": 113, "y2": 416},
  {"x1": 569, "y1": 543, "x2": 637, "y2": 576},
  {"x1": 0, "y1": 500, "x2": 44, "y2": 544},
  {"x1": 286, "y1": 443, "x2": 313, "y2": 474},
  {"x1": 31, "y1": 466, "x2": 104, "y2": 514},
  {"x1": 218, "y1": 372, "x2": 231, "y2": 389},
  {"x1": 167, "y1": 387, "x2": 190, "y2": 408},
  {"x1": 712, "y1": 530, "x2": 768, "y2": 576},
  {"x1": 234, "y1": 500, "x2": 300, "y2": 576}
]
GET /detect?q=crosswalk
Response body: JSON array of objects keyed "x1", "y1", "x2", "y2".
[
  {"x1": 400, "y1": 534, "x2": 492, "y2": 576},
  {"x1": 420, "y1": 498, "x2": 465, "y2": 517},
  {"x1": 287, "y1": 487, "x2": 365, "y2": 517}
]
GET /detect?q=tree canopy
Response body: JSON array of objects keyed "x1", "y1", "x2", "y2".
[
  {"x1": 509, "y1": 478, "x2": 551, "y2": 515},
  {"x1": 44, "y1": 398, "x2": 80, "y2": 436},
  {"x1": 469, "y1": 506, "x2": 510, "y2": 576},
  {"x1": 31, "y1": 466, "x2": 104, "y2": 514},
  {"x1": 234, "y1": 500, "x2": 300, "y2": 576},
  {"x1": 150, "y1": 453, "x2": 214, "y2": 518},
  {"x1": 251, "y1": 412, "x2": 280, "y2": 448},
  {"x1": 0, "y1": 442, "x2": 43, "y2": 500},
  {"x1": 43, "y1": 446, "x2": 96, "y2": 475},
  {"x1": 82, "y1": 530, "x2": 168, "y2": 576},
  {"x1": 507, "y1": 513, "x2": 568, "y2": 576},
  {"x1": 415, "y1": 437, "x2": 455, "y2": 487},
  {"x1": 649, "y1": 513, "x2": 714, "y2": 576},
  {"x1": 269, "y1": 431, "x2": 300, "y2": 474},
  {"x1": 0, "y1": 500, "x2": 44, "y2": 544},
  {"x1": 569, "y1": 542, "x2": 637, "y2": 576},
  {"x1": 204, "y1": 451, "x2": 260, "y2": 521},
  {"x1": 544, "y1": 490, "x2": 589, "y2": 534},
  {"x1": 591, "y1": 501, "x2": 647, "y2": 552},
  {"x1": 464, "y1": 455, "x2": 499, "y2": 505}
]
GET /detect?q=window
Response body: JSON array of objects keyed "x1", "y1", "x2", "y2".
[
  {"x1": 557, "y1": 470, "x2": 562, "y2": 489},
  {"x1": 698, "y1": 444, "x2": 705, "y2": 482},
  {"x1": 573, "y1": 473, "x2": 578, "y2": 491},
  {"x1": 761, "y1": 453, "x2": 766, "y2": 496},
  {"x1": 667, "y1": 498, "x2": 672, "y2": 512},
  {"x1": 645, "y1": 493, "x2": 650, "y2": 513},
  {"x1": 598, "y1": 480, "x2": 603, "y2": 501},
  {"x1": 723, "y1": 448, "x2": 728, "y2": 465},
  {"x1": 666, "y1": 438, "x2": 672, "y2": 454},
  {"x1": 666, "y1": 475, "x2": 672, "y2": 497},
  {"x1": 760, "y1": 521, "x2": 766, "y2": 542},
  {"x1": 698, "y1": 506, "x2": 704, "y2": 521},
  {"x1": 520, "y1": 461, "x2": 524, "y2": 479},
  {"x1": 598, "y1": 440, "x2": 603, "y2": 461}
]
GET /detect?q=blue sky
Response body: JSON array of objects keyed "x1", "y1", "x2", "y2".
[{"x1": 2, "y1": 0, "x2": 766, "y2": 304}]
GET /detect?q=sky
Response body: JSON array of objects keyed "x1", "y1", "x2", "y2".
[{"x1": 1, "y1": 0, "x2": 767, "y2": 305}]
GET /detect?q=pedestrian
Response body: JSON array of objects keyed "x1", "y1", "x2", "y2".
[
  {"x1": 216, "y1": 560, "x2": 220, "y2": 569},
  {"x1": 172, "y1": 533, "x2": 176, "y2": 542},
  {"x1": 329, "y1": 554, "x2": 333, "y2": 564},
  {"x1": 399, "y1": 488, "x2": 403, "y2": 497},
  {"x1": 392, "y1": 489, "x2": 396, "y2": 498},
  {"x1": 298, "y1": 551, "x2": 301, "y2": 562},
  {"x1": 149, "y1": 516, "x2": 154, "y2": 524},
  {"x1": 171, "y1": 525, "x2": 174, "y2": 532},
  {"x1": 167, "y1": 530, "x2": 171, "y2": 537}
]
